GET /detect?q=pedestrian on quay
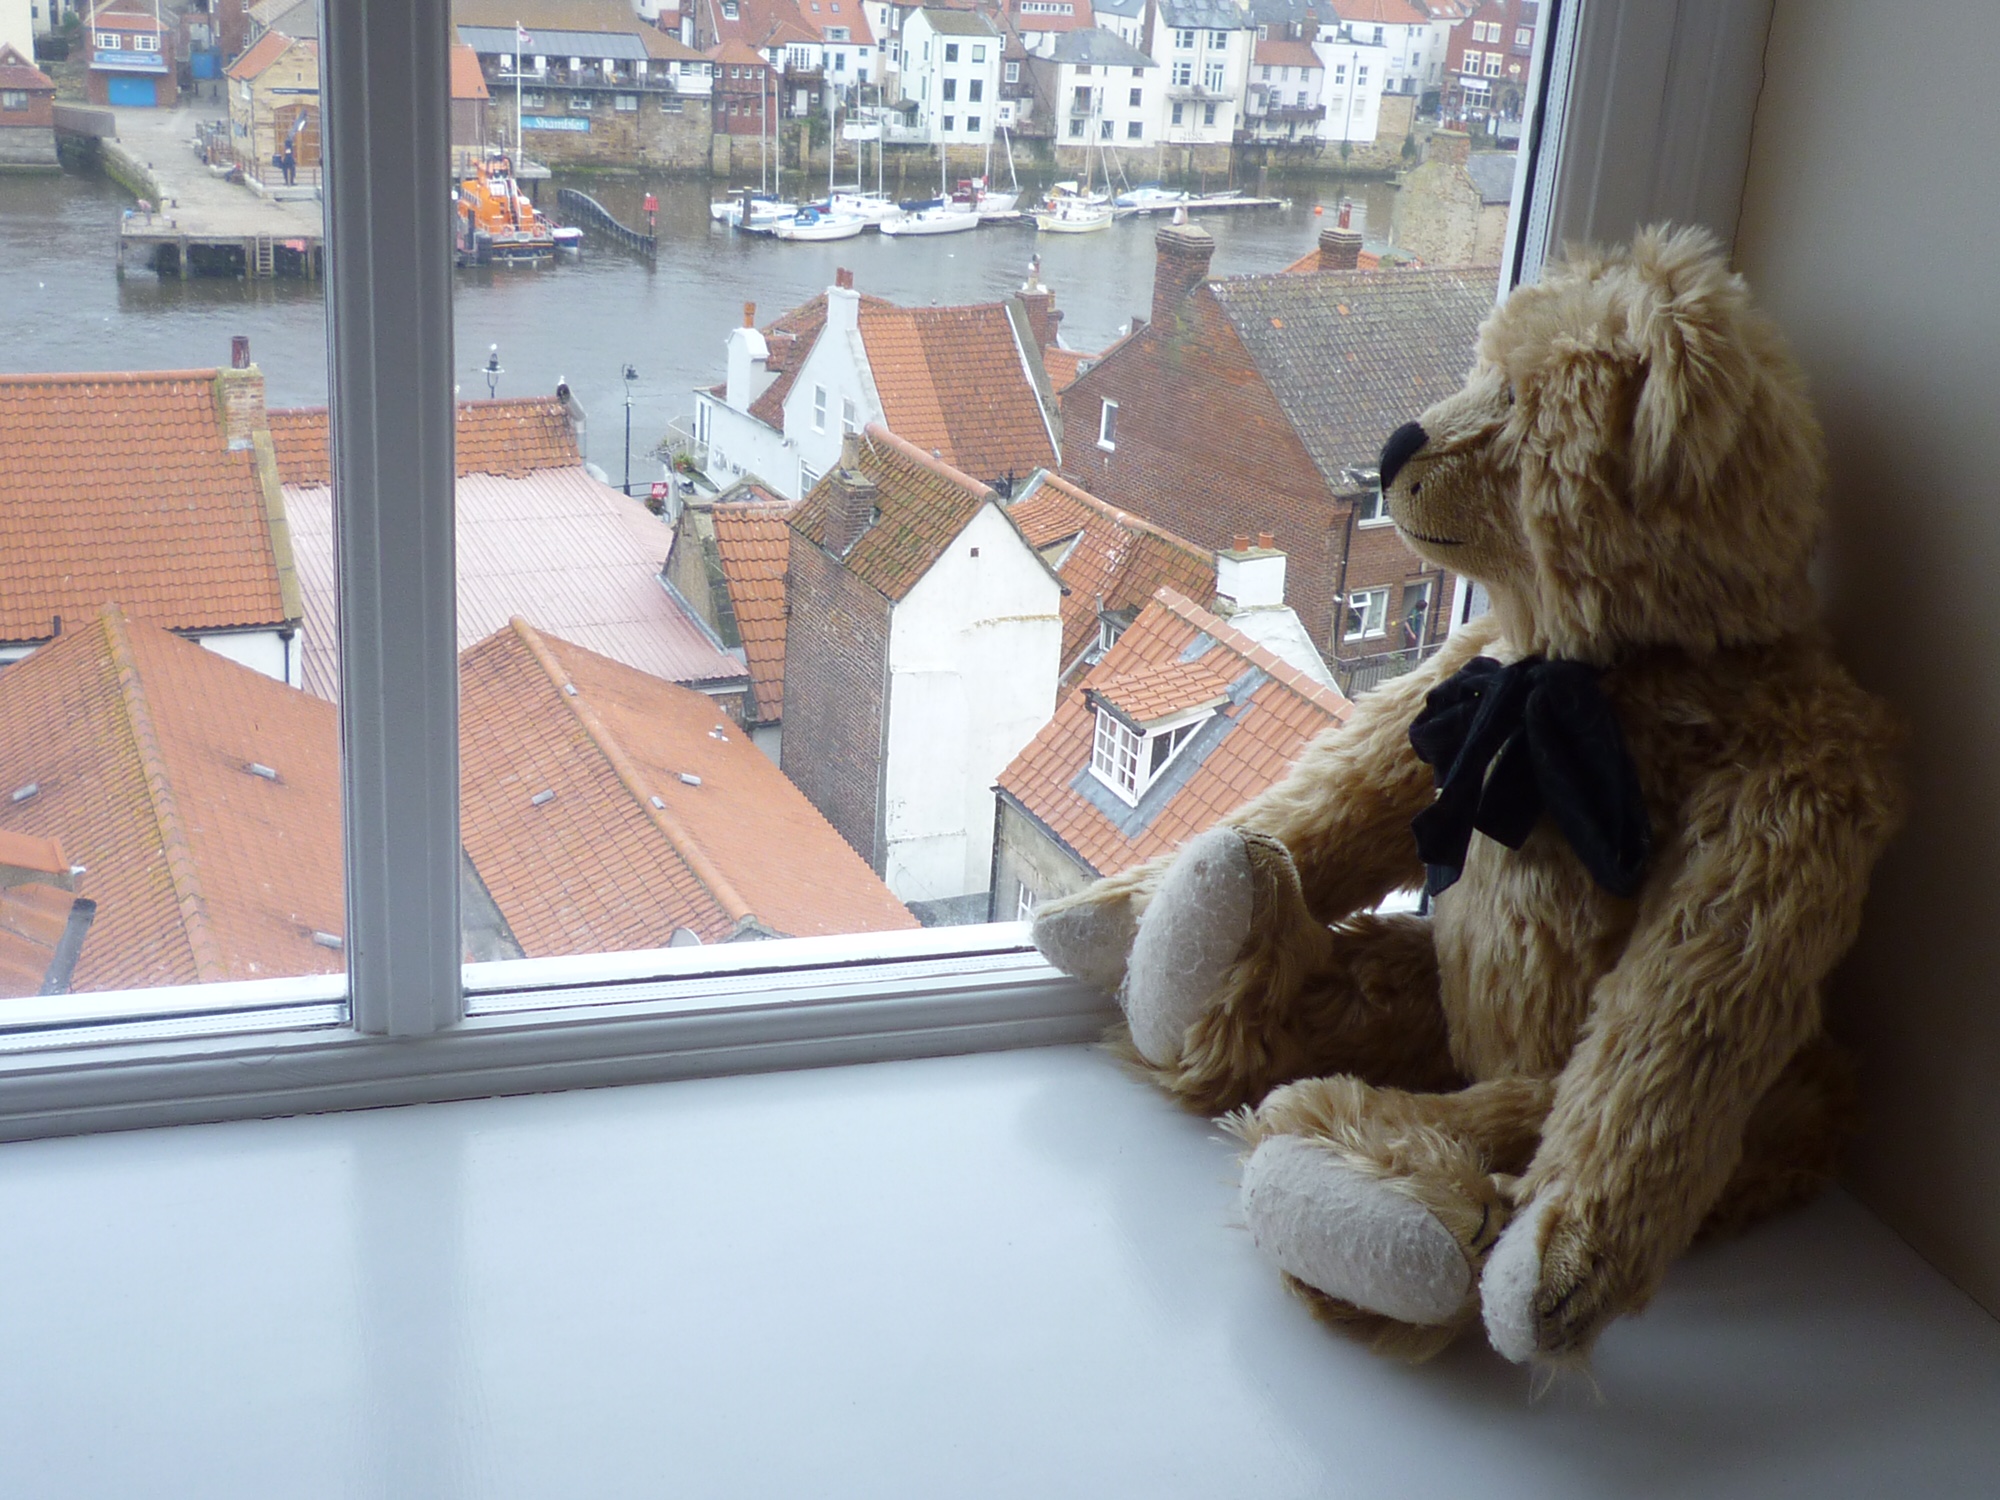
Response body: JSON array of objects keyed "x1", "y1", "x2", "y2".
[{"x1": 282, "y1": 144, "x2": 297, "y2": 186}]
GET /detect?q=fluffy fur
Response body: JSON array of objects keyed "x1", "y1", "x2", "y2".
[{"x1": 1034, "y1": 227, "x2": 1904, "y2": 1366}]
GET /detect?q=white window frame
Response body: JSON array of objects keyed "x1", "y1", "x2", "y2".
[
  {"x1": 135, "y1": 32, "x2": 160, "y2": 52},
  {"x1": 813, "y1": 383, "x2": 828, "y2": 432},
  {"x1": 1357, "y1": 483, "x2": 1392, "y2": 526},
  {"x1": 1344, "y1": 586, "x2": 1390, "y2": 641},
  {"x1": 1089, "y1": 706, "x2": 1209, "y2": 806},
  {"x1": 1097, "y1": 397, "x2": 1117, "y2": 450},
  {"x1": 0, "y1": 0, "x2": 1783, "y2": 1142},
  {"x1": 841, "y1": 396, "x2": 858, "y2": 434},
  {"x1": 95, "y1": 30, "x2": 119, "y2": 49}
]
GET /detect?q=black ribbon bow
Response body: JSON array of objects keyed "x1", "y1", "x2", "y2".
[{"x1": 1408, "y1": 656, "x2": 1652, "y2": 899}]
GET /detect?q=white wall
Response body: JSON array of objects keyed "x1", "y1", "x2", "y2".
[
  {"x1": 882, "y1": 502, "x2": 1061, "y2": 903},
  {"x1": 196, "y1": 628, "x2": 298, "y2": 688},
  {"x1": 1150, "y1": 21, "x2": 1249, "y2": 146},
  {"x1": 1312, "y1": 39, "x2": 1387, "y2": 144},
  {"x1": 0, "y1": 0, "x2": 32, "y2": 57},
  {"x1": 696, "y1": 391, "x2": 801, "y2": 499},
  {"x1": 782, "y1": 285, "x2": 878, "y2": 487},
  {"x1": 902, "y1": 13, "x2": 1003, "y2": 145},
  {"x1": 1734, "y1": 0, "x2": 2000, "y2": 1315}
]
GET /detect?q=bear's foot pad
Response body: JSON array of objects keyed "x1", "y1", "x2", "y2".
[{"x1": 1124, "y1": 825, "x2": 1254, "y2": 1066}]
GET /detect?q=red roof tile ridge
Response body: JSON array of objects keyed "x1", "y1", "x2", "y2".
[
  {"x1": 1035, "y1": 471, "x2": 1206, "y2": 557},
  {"x1": 506, "y1": 617, "x2": 757, "y2": 926},
  {"x1": 1151, "y1": 588, "x2": 1353, "y2": 723},
  {"x1": 861, "y1": 423, "x2": 994, "y2": 498},
  {"x1": 99, "y1": 605, "x2": 229, "y2": 982},
  {"x1": 0, "y1": 368, "x2": 219, "y2": 387}
]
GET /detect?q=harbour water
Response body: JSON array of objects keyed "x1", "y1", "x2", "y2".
[{"x1": 0, "y1": 168, "x2": 1403, "y2": 472}]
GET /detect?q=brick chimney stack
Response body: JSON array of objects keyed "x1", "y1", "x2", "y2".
[
  {"x1": 213, "y1": 361, "x2": 266, "y2": 453},
  {"x1": 1018, "y1": 252, "x2": 1062, "y2": 347},
  {"x1": 835, "y1": 267, "x2": 854, "y2": 290},
  {"x1": 823, "y1": 441, "x2": 880, "y2": 557},
  {"x1": 1151, "y1": 223, "x2": 1216, "y2": 329},
  {"x1": 1317, "y1": 226, "x2": 1363, "y2": 270},
  {"x1": 1428, "y1": 128, "x2": 1471, "y2": 167}
]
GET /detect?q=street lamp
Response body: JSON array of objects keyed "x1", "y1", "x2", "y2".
[
  {"x1": 622, "y1": 363, "x2": 638, "y2": 497},
  {"x1": 484, "y1": 344, "x2": 503, "y2": 398}
]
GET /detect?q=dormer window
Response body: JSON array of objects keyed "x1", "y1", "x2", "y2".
[{"x1": 1090, "y1": 707, "x2": 1208, "y2": 804}]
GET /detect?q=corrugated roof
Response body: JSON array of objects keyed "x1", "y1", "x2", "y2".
[
  {"x1": 710, "y1": 499, "x2": 793, "y2": 724},
  {"x1": 285, "y1": 466, "x2": 744, "y2": 702},
  {"x1": 996, "y1": 588, "x2": 1350, "y2": 877},
  {"x1": 0, "y1": 370, "x2": 293, "y2": 645},
  {"x1": 0, "y1": 606, "x2": 346, "y2": 994},
  {"x1": 1208, "y1": 267, "x2": 1497, "y2": 491},
  {"x1": 1007, "y1": 470, "x2": 1213, "y2": 672},
  {"x1": 459, "y1": 619, "x2": 916, "y2": 950},
  {"x1": 266, "y1": 397, "x2": 579, "y2": 487}
]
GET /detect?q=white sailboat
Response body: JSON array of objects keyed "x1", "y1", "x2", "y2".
[
  {"x1": 1035, "y1": 117, "x2": 1117, "y2": 232},
  {"x1": 771, "y1": 205, "x2": 867, "y2": 241},
  {"x1": 971, "y1": 127, "x2": 1021, "y2": 219},
  {"x1": 880, "y1": 127, "x2": 978, "y2": 237}
]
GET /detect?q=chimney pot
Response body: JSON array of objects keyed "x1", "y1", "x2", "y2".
[
  {"x1": 1151, "y1": 223, "x2": 1216, "y2": 329},
  {"x1": 1232, "y1": 534, "x2": 1251, "y2": 551},
  {"x1": 230, "y1": 334, "x2": 250, "y2": 369},
  {"x1": 835, "y1": 267, "x2": 854, "y2": 290},
  {"x1": 1257, "y1": 531, "x2": 1274, "y2": 549},
  {"x1": 743, "y1": 300, "x2": 756, "y2": 328}
]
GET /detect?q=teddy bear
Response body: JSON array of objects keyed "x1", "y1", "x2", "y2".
[{"x1": 1032, "y1": 226, "x2": 1904, "y2": 1366}]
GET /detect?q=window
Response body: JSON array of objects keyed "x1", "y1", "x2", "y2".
[
  {"x1": 135, "y1": 33, "x2": 160, "y2": 51},
  {"x1": 1296, "y1": 90, "x2": 1308, "y2": 107},
  {"x1": 1099, "y1": 118, "x2": 1113, "y2": 139},
  {"x1": 1202, "y1": 101, "x2": 1216, "y2": 125},
  {"x1": 1005, "y1": 60, "x2": 1019, "y2": 82},
  {"x1": 1097, "y1": 398, "x2": 1117, "y2": 450},
  {"x1": 1204, "y1": 60, "x2": 1224, "y2": 92},
  {"x1": 569, "y1": 93, "x2": 593, "y2": 112},
  {"x1": 841, "y1": 397, "x2": 858, "y2": 435},
  {"x1": 1130, "y1": 86, "x2": 1142, "y2": 106},
  {"x1": 813, "y1": 384, "x2": 828, "y2": 432},
  {"x1": 1333, "y1": 63, "x2": 1346, "y2": 84},
  {"x1": 1400, "y1": 578, "x2": 1435, "y2": 649},
  {"x1": 834, "y1": 53, "x2": 846, "y2": 72},
  {"x1": 1261, "y1": 65, "x2": 1272, "y2": 81},
  {"x1": 1127, "y1": 120, "x2": 1142, "y2": 139},
  {"x1": 1356, "y1": 483, "x2": 1391, "y2": 525},
  {"x1": 1472, "y1": 20, "x2": 1490, "y2": 41},
  {"x1": 1517, "y1": 27, "x2": 1532, "y2": 46},
  {"x1": 1484, "y1": 52, "x2": 1502, "y2": 76},
  {"x1": 1343, "y1": 588, "x2": 1390, "y2": 641},
  {"x1": 614, "y1": 93, "x2": 638, "y2": 110},
  {"x1": 943, "y1": 78, "x2": 956, "y2": 101},
  {"x1": 1174, "y1": 29, "x2": 1196, "y2": 50},
  {"x1": 1172, "y1": 60, "x2": 1191, "y2": 86},
  {"x1": 1170, "y1": 101, "x2": 1184, "y2": 125},
  {"x1": 967, "y1": 114, "x2": 980, "y2": 131},
  {"x1": 1, "y1": 90, "x2": 25, "y2": 111},
  {"x1": 1209, "y1": 30, "x2": 1228, "y2": 48},
  {"x1": 972, "y1": 45, "x2": 986, "y2": 63},
  {"x1": 944, "y1": 114, "x2": 956, "y2": 131},
  {"x1": 945, "y1": 42, "x2": 958, "y2": 62},
  {"x1": 1015, "y1": 883, "x2": 1039, "y2": 921},
  {"x1": 1068, "y1": 118, "x2": 1083, "y2": 138},
  {"x1": 1356, "y1": 65, "x2": 1368, "y2": 86},
  {"x1": 1372, "y1": 25, "x2": 1384, "y2": 44},
  {"x1": 968, "y1": 79, "x2": 983, "y2": 101},
  {"x1": 94, "y1": 31, "x2": 119, "y2": 48},
  {"x1": 1090, "y1": 711, "x2": 1142, "y2": 798}
]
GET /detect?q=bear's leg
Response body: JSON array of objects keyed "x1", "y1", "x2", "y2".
[
  {"x1": 1233, "y1": 1075, "x2": 1554, "y2": 1361},
  {"x1": 1127, "y1": 827, "x2": 1458, "y2": 1114},
  {"x1": 1698, "y1": 1038, "x2": 1862, "y2": 1241}
]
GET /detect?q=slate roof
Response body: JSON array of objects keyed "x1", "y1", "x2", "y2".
[
  {"x1": 856, "y1": 301, "x2": 1059, "y2": 482},
  {"x1": 709, "y1": 497, "x2": 793, "y2": 725},
  {"x1": 460, "y1": 619, "x2": 916, "y2": 950},
  {"x1": 1007, "y1": 470, "x2": 1213, "y2": 673},
  {"x1": 0, "y1": 370, "x2": 295, "y2": 647},
  {"x1": 1156, "y1": 0, "x2": 1256, "y2": 30},
  {"x1": 0, "y1": 606, "x2": 346, "y2": 994},
  {"x1": 266, "y1": 397, "x2": 579, "y2": 487},
  {"x1": 1044, "y1": 28, "x2": 1153, "y2": 67},
  {"x1": 0, "y1": 44, "x2": 55, "y2": 91},
  {"x1": 284, "y1": 466, "x2": 744, "y2": 702},
  {"x1": 995, "y1": 588, "x2": 1350, "y2": 878},
  {"x1": 1091, "y1": 0, "x2": 1145, "y2": 17},
  {"x1": 1467, "y1": 150, "x2": 1519, "y2": 206},
  {"x1": 1207, "y1": 266, "x2": 1496, "y2": 490},
  {"x1": 247, "y1": 0, "x2": 319, "y2": 38},
  {"x1": 792, "y1": 426, "x2": 1021, "y2": 603}
]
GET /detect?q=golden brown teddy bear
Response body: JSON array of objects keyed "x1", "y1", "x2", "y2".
[{"x1": 1033, "y1": 226, "x2": 1904, "y2": 1366}]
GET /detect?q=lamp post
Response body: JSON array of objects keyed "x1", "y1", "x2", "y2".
[
  {"x1": 622, "y1": 363, "x2": 638, "y2": 496},
  {"x1": 484, "y1": 344, "x2": 503, "y2": 398}
]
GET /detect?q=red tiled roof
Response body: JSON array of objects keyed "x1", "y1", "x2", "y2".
[
  {"x1": 1007, "y1": 471, "x2": 1214, "y2": 672},
  {"x1": 710, "y1": 498, "x2": 793, "y2": 724},
  {"x1": 856, "y1": 302, "x2": 1058, "y2": 482},
  {"x1": 0, "y1": 44, "x2": 54, "y2": 91},
  {"x1": 225, "y1": 30, "x2": 297, "y2": 81},
  {"x1": 996, "y1": 589, "x2": 1350, "y2": 877},
  {"x1": 1253, "y1": 39, "x2": 1322, "y2": 69},
  {"x1": 1007, "y1": 0, "x2": 1094, "y2": 30},
  {"x1": 1330, "y1": 0, "x2": 1432, "y2": 24},
  {"x1": 0, "y1": 831, "x2": 79, "y2": 1002},
  {"x1": 0, "y1": 606, "x2": 346, "y2": 994},
  {"x1": 798, "y1": 0, "x2": 875, "y2": 46},
  {"x1": 284, "y1": 466, "x2": 743, "y2": 702},
  {"x1": 266, "y1": 397, "x2": 579, "y2": 487},
  {"x1": 0, "y1": 370, "x2": 294, "y2": 645},
  {"x1": 790, "y1": 425, "x2": 1009, "y2": 603},
  {"x1": 459, "y1": 619, "x2": 915, "y2": 950},
  {"x1": 1041, "y1": 346, "x2": 1093, "y2": 392},
  {"x1": 710, "y1": 39, "x2": 769, "y2": 67},
  {"x1": 449, "y1": 42, "x2": 490, "y2": 101},
  {"x1": 737, "y1": 290, "x2": 893, "y2": 432},
  {"x1": 1091, "y1": 654, "x2": 1235, "y2": 726}
]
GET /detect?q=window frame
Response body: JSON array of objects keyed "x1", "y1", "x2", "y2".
[
  {"x1": 1096, "y1": 397, "x2": 1117, "y2": 450},
  {"x1": 0, "y1": 0, "x2": 1783, "y2": 1142},
  {"x1": 1344, "y1": 586, "x2": 1391, "y2": 641}
]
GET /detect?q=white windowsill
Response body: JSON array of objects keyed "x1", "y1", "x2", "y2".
[{"x1": 1, "y1": 1044, "x2": 1994, "y2": 1496}]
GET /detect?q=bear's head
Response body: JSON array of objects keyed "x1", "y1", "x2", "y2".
[{"x1": 1380, "y1": 226, "x2": 1826, "y2": 663}]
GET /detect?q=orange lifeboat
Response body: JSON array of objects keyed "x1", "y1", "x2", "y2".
[{"x1": 454, "y1": 155, "x2": 557, "y2": 266}]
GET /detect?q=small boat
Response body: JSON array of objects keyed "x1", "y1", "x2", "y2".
[
  {"x1": 972, "y1": 127, "x2": 1024, "y2": 220},
  {"x1": 1034, "y1": 194, "x2": 1114, "y2": 233},
  {"x1": 1116, "y1": 185, "x2": 1191, "y2": 211},
  {"x1": 771, "y1": 205, "x2": 867, "y2": 242},
  {"x1": 880, "y1": 201, "x2": 980, "y2": 236},
  {"x1": 710, "y1": 191, "x2": 799, "y2": 230},
  {"x1": 454, "y1": 154, "x2": 557, "y2": 266},
  {"x1": 829, "y1": 189, "x2": 902, "y2": 224}
]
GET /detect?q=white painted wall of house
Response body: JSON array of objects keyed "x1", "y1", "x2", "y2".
[
  {"x1": 1312, "y1": 39, "x2": 1388, "y2": 144},
  {"x1": 1149, "y1": 22, "x2": 1251, "y2": 146},
  {"x1": 196, "y1": 627, "x2": 300, "y2": 688},
  {"x1": 781, "y1": 286, "x2": 880, "y2": 485},
  {"x1": 900, "y1": 12, "x2": 1004, "y2": 145},
  {"x1": 1047, "y1": 57, "x2": 1160, "y2": 149},
  {"x1": 695, "y1": 392, "x2": 801, "y2": 498},
  {"x1": 882, "y1": 501, "x2": 1060, "y2": 903}
]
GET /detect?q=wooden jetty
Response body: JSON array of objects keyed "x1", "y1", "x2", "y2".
[
  {"x1": 119, "y1": 212, "x2": 324, "y2": 280},
  {"x1": 1118, "y1": 193, "x2": 1289, "y2": 215},
  {"x1": 556, "y1": 187, "x2": 656, "y2": 259}
]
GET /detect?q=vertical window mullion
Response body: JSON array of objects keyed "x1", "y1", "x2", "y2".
[{"x1": 323, "y1": 0, "x2": 462, "y2": 1036}]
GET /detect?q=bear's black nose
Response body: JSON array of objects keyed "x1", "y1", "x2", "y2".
[{"x1": 1379, "y1": 422, "x2": 1428, "y2": 489}]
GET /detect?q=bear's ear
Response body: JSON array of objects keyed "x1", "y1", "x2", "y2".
[{"x1": 1622, "y1": 226, "x2": 1758, "y2": 494}]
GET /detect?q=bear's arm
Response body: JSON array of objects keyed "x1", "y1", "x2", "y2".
[
  {"x1": 1230, "y1": 612, "x2": 1502, "y2": 923},
  {"x1": 1500, "y1": 719, "x2": 1903, "y2": 1358}
]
